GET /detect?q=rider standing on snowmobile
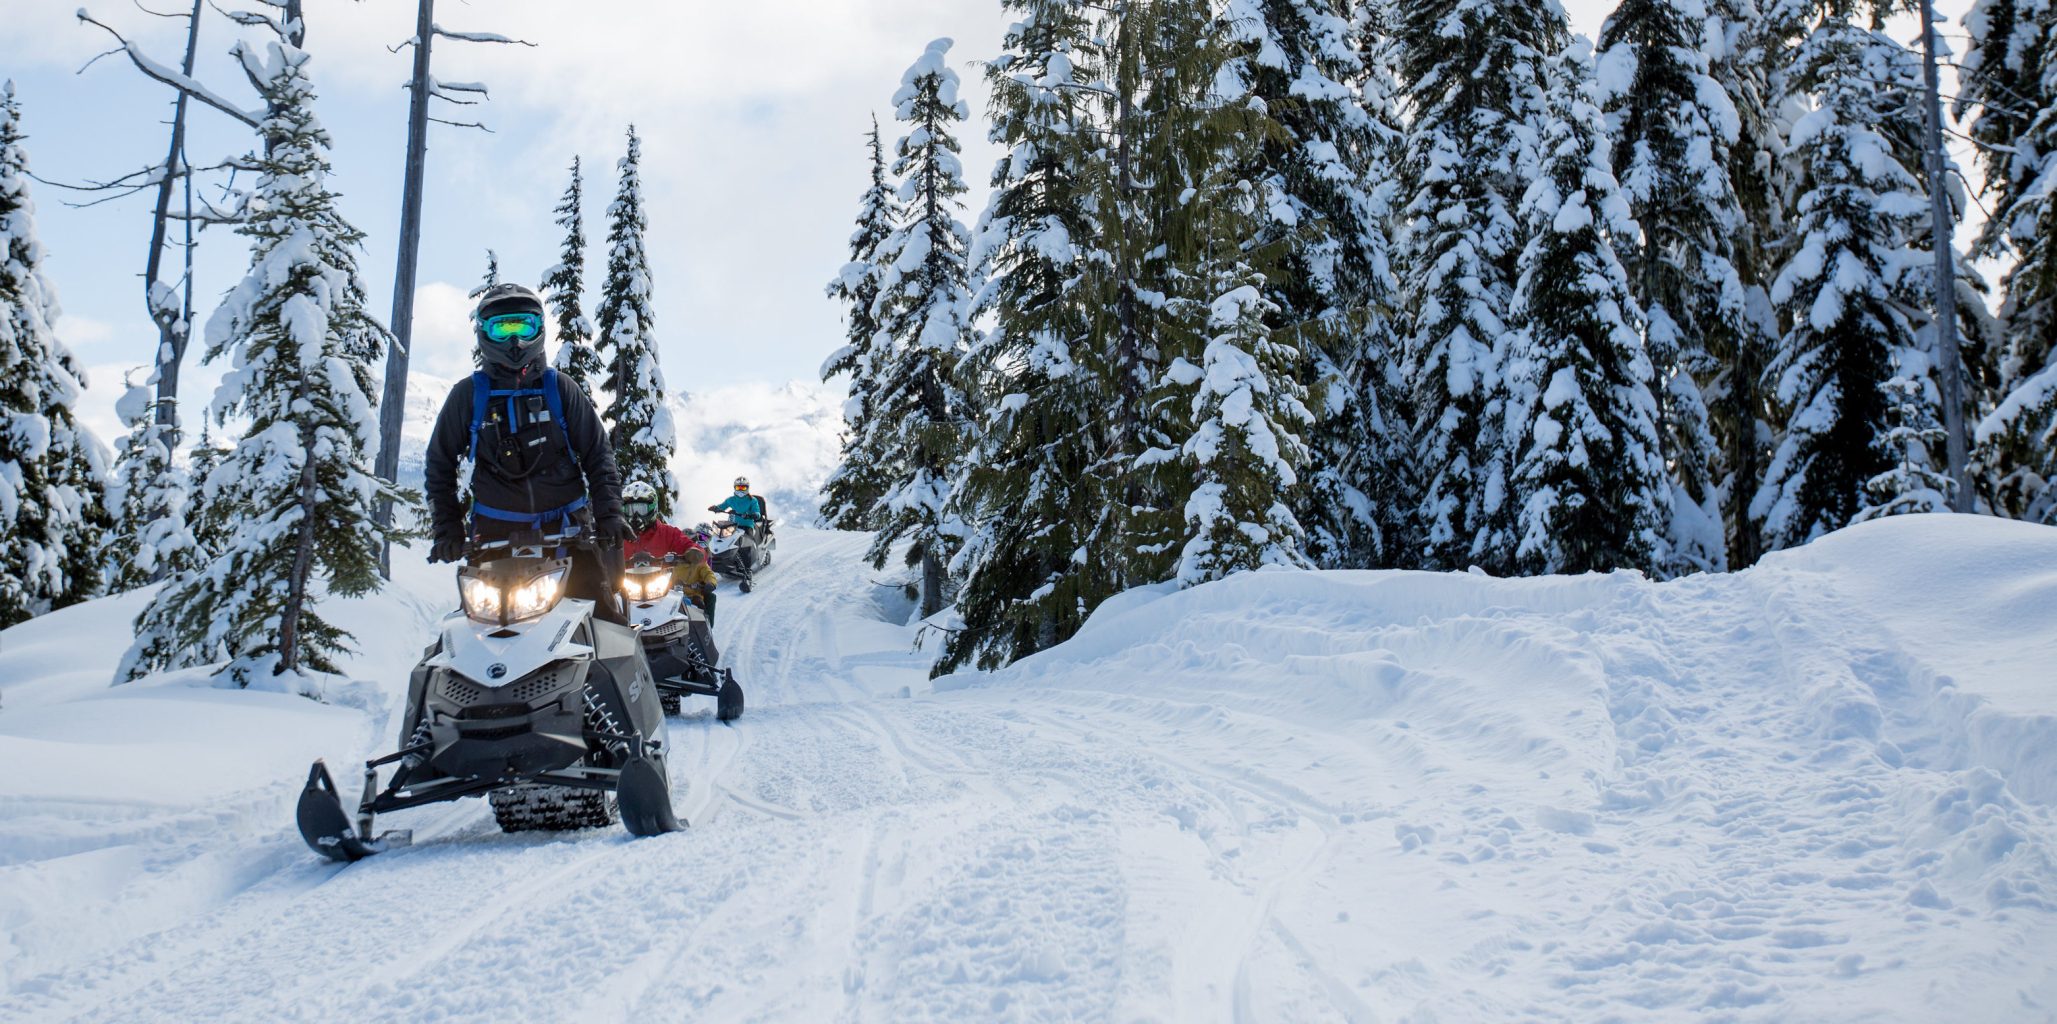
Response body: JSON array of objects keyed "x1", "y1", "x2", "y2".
[
  {"x1": 708, "y1": 476, "x2": 766, "y2": 532},
  {"x1": 424, "y1": 283, "x2": 629, "y2": 624}
]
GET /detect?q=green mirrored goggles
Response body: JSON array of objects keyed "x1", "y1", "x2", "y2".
[
  {"x1": 481, "y1": 312, "x2": 544, "y2": 342},
  {"x1": 624, "y1": 501, "x2": 655, "y2": 520}
]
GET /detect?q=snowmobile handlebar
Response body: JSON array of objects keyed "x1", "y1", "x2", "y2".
[{"x1": 468, "y1": 525, "x2": 595, "y2": 561}]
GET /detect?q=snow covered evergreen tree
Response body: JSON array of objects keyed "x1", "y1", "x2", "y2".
[
  {"x1": 0, "y1": 81, "x2": 110, "y2": 627},
  {"x1": 1753, "y1": 10, "x2": 1924, "y2": 550},
  {"x1": 594, "y1": 126, "x2": 677, "y2": 515},
  {"x1": 1963, "y1": 0, "x2": 2057, "y2": 522},
  {"x1": 1219, "y1": 0, "x2": 1402, "y2": 569},
  {"x1": 1859, "y1": 364, "x2": 1953, "y2": 520},
  {"x1": 1701, "y1": 0, "x2": 1789, "y2": 567},
  {"x1": 865, "y1": 39, "x2": 974, "y2": 618},
  {"x1": 1597, "y1": 0, "x2": 1742, "y2": 573},
  {"x1": 120, "y1": 40, "x2": 404, "y2": 686},
  {"x1": 1507, "y1": 39, "x2": 1671, "y2": 576},
  {"x1": 941, "y1": 0, "x2": 1110, "y2": 671},
  {"x1": 543, "y1": 157, "x2": 602, "y2": 392},
  {"x1": 104, "y1": 380, "x2": 199, "y2": 591},
  {"x1": 1395, "y1": 0, "x2": 1567, "y2": 572},
  {"x1": 820, "y1": 117, "x2": 901, "y2": 532}
]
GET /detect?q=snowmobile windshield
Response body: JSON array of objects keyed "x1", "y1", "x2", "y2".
[{"x1": 457, "y1": 558, "x2": 570, "y2": 625}]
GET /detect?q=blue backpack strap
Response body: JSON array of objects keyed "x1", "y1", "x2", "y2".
[
  {"x1": 467, "y1": 371, "x2": 492, "y2": 459},
  {"x1": 540, "y1": 368, "x2": 574, "y2": 454}
]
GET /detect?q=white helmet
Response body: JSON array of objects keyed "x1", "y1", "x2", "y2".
[
  {"x1": 622, "y1": 480, "x2": 659, "y2": 531},
  {"x1": 733, "y1": 476, "x2": 750, "y2": 491}
]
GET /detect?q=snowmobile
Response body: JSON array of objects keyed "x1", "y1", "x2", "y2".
[
  {"x1": 700, "y1": 517, "x2": 776, "y2": 593},
  {"x1": 295, "y1": 526, "x2": 682, "y2": 863},
  {"x1": 621, "y1": 554, "x2": 744, "y2": 720}
]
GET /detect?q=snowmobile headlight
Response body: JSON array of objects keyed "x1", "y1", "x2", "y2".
[
  {"x1": 620, "y1": 570, "x2": 673, "y2": 603},
  {"x1": 506, "y1": 569, "x2": 567, "y2": 622},
  {"x1": 459, "y1": 573, "x2": 504, "y2": 623}
]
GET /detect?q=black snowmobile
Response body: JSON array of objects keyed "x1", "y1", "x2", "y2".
[
  {"x1": 296, "y1": 527, "x2": 683, "y2": 862},
  {"x1": 701, "y1": 517, "x2": 776, "y2": 593},
  {"x1": 621, "y1": 554, "x2": 743, "y2": 719}
]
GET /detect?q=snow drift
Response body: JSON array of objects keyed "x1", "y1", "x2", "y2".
[{"x1": 1, "y1": 515, "x2": 2053, "y2": 1021}]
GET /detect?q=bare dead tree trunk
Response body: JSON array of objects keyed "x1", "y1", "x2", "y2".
[
  {"x1": 373, "y1": 0, "x2": 436, "y2": 578},
  {"x1": 1918, "y1": 0, "x2": 1972, "y2": 512},
  {"x1": 145, "y1": 0, "x2": 206, "y2": 441}
]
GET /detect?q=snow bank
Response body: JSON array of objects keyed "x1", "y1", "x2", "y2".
[{"x1": 1, "y1": 516, "x2": 2052, "y2": 1020}]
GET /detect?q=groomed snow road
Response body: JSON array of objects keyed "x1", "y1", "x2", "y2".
[{"x1": 3, "y1": 518, "x2": 2057, "y2": 1022}]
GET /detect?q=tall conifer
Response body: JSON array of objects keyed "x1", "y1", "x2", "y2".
[
  {"x1": 0, "y1": 82, "x2": 110, "y2": 627},
  {"x1": 121, "y1": 41, "x2": 402, "y2": 685},
  {"x1": 865, "y1": 39, "x2": 974, "y2": 618},
  {"x1": 594, "y1": 126, "x2": 677, "y2": 514},
  {"x1": 821, "y1": 118, "x2": 902, "y2": 531},
  {"x1": 544, "y1": 157, "x2": 602, "y2": 391}
]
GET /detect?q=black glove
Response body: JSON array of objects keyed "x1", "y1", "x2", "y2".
[
  {"x1": 707, "y1": 505, "x2": 720, "y2": 513},
  {"x1": 429, "y1": 534, "x2": 466, "y2": 564},
  {"x1": 597, "y1": 517, "x2": 630, "y2": 546}
]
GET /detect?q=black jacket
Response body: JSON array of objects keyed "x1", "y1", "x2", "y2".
[{"x1": 424, "y1": 365, "x2": 623, "y2": 543}]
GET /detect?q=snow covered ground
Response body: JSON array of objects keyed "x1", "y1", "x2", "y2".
[{"x1": 1, "y1": 515, "x2": 2054, "y2": 1022}]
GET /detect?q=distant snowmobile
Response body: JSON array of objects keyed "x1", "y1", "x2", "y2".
[
  {"x1": 700, "y1": 518, "x2": 776, "y2": 593},
  {"x1": 296, "y1": 527, "x2": 682, "y2": 862},
  {"x1": 621, "y1": 554, "x2": 743, "y2": 719}
]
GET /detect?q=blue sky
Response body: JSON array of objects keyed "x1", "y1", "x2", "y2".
[{"x1": 1, "y1": 0, "x2": 1953, "y2": 446}]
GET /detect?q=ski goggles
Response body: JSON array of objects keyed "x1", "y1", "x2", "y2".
[
  {"x1": 479, "y1": 312, "x2": 544, "y2": 342},
  {"x1": 624, "y1": 501, "x2": 656, "y2": 520}
]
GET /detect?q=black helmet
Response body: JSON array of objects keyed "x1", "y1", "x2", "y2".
[{"x1": 473, "y1": 283, "x2": 547, "y2": 373}]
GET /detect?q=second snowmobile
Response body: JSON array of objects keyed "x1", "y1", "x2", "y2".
[
  {"x1": 296, "y1": 526, "x2": 683, "y2": 862},
  {"x1": 621, "y1": 554, "x2": 744, "y2": 719},
  {"x1": 701, "y1": 517, "x2": 775, "y2": 593}
]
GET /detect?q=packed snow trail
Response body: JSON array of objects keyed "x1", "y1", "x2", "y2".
[{"x1": 2, "y1": 517, "x2": 2056, "y2": 1022}]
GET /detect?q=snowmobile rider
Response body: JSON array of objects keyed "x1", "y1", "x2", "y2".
[
  {"x1": 708, "y1": 476, "x2": 767, "y2": 533},
  {"x1": 677, "y1": 548, "x2": 720, "y2": 626},
  {"x1": 424, "y1": 282, "x2": 630, "y2": 625},
  {"x1": 621, "y1": 480, "x2": 719, "y2": 625},
  {"x1": 621, "y1": 479, "x2": 704, "y2": 562}
]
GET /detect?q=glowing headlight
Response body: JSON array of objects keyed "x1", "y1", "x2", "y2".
[
  {"x1": 507, "y1": 569, "x2": 567, "y2": 621},
  {"x1": 459, "y1": 574, "x2": 503, "y2": 622},
  {"x1": 620, "y1": 570, "x2": 673, "y2": 603}
]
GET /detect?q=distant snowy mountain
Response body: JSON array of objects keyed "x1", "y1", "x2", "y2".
[{"x1": 397, "y1": 372, "x2": 844, "y2": 525}]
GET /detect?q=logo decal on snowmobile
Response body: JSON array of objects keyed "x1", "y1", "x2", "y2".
[
  {"x1": 488, "y1": 663, "x2": 508, "y2": 679},
  {"x1": 628, "y1": 677, "x2": 643, "y2": 702},
  {"x1": 548, "y1": 621, "x2": 571, "y2": 652}
]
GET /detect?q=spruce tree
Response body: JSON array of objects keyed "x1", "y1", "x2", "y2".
[
  {"x1": 1702, "y1": 0, "x2": 1789, "y2": 567},
  {"x1": 1597, "y1": 0, "x2": 1743, "y2": 573},
  {"x1": 0, "y1": 81, "x2": 110, "y2": 627},
  {"x1": 1860, "y1": 366, "x2": 1953, "y2": 519},
  {"x1": 942, "y1": 0, "x2": 1110, "y2": 670},
  {"x1": 1753, "y1": 9, "x2": 1924, "y2": 549},
  {"x1": 1963, "y1": 0, "x2": 2057, "y2": 522},
  {"x1": 544, "y1": 157, "x2": 602, "y2": 391},
  {"x1": 820, "y1": 117, "x2": 901, "y2": 532},
  {"x1": 1507, "y1": 39, "x2": 1671, "y2": 576},
  {"x1": 120, "y1": 41, "x2": 404, "y2": 685},
  {"x1": 1395, "y1": 0, "x2": 1567, "y2": 571},
  {"x1": 1220, "y1": 0, "x2": 1402, "y2": 569},
  {"x1": 594, "y1": 126, "x2": 677, "y2": 514},
  {"x1": 865, "y1": 39, "x2": 975, "y2": 618},
  {"x1": 104, "y1": 380, "x2": 199, "y2": 590}
]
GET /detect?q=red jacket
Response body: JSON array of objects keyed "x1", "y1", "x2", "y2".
[{"x1": 623, "y1": 522, "x2": 700, "y2": 563}]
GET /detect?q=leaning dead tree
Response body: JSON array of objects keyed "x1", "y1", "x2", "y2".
[
  {"x1": 372, "y1": 0, "x2": 534, "y2": 576},
  {"x1": 74, "y1": 2, "x2": 275, "y2": 443}
]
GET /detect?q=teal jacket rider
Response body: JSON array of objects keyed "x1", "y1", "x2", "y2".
[{"x1": 712, "y1": 493, "x2": 765, "y2": 529}]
